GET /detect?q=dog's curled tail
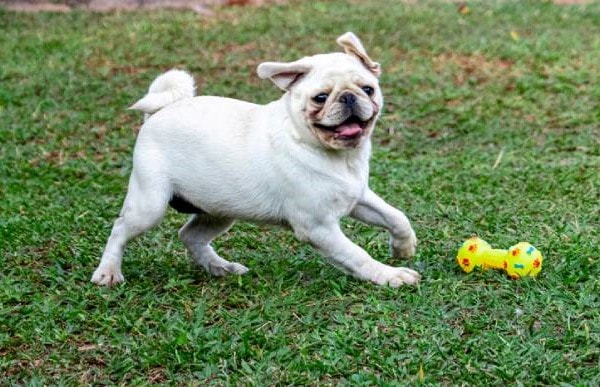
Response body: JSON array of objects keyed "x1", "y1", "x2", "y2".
[{"x1": 130, "y1": 69, "x2": 195, "y2": 117}]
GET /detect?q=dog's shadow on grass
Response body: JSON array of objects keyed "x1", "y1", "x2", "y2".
[{"x1": 119, "y1": 248, "x2": 363, "y2": 297}]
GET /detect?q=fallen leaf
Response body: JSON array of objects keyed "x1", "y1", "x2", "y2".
[{"x1": 458, "y1": 3, "x2": 470, "y2": 15}]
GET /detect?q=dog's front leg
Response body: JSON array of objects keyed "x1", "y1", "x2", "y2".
[
  {"x1": 350, "y1": 188, "x2": 417, "y2": 259},
  {"x1": 294, "y1": 222, "x2": 420, "y2": 287}
]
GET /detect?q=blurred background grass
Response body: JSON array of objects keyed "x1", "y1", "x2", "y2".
[{"x1": 1, "y1": 0, "x2": 598, "y2": 384}]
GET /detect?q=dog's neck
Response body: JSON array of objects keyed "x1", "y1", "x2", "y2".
[{"x1": 260, "y1": 95, "x2": 371, "y2": 185}]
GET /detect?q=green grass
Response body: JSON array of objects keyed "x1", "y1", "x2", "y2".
[{"x1": 1, "y1": 0, "x2": 599, "y2": 384}]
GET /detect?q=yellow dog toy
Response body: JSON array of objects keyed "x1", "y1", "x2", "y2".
[{"x1": 457, "y1": 237, "x2": 543, "y2": 278}]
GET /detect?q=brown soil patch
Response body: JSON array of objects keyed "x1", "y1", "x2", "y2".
[
  {"x1": 2, "y1": 2, "x2": 71, "y2": 12},
  {"x1": 1, "y1": 0, "x2": 590, "y2": 13},
  {"x1": 0, "y1": 0, "x2": 276, "y2": 13}
]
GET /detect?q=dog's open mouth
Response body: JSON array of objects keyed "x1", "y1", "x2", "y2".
[{"x1": 314, "y1": 116, "x2": 370, "y2": 139}]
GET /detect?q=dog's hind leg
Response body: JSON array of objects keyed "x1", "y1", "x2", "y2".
[
  {"x1": 179, "y1": 214, "x2": 249, "y2": 276},
  {"x1": 91, "y1": 171, "x2": 170, "y2": 286}
]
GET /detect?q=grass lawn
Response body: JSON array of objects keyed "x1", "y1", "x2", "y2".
[{"x1": 1, "y1": 0, "x2": 598, "y2": 384}]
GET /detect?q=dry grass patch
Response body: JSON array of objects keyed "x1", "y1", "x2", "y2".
[{"x1": 432, "y1": 53, "x2": 517, "y2": 86}]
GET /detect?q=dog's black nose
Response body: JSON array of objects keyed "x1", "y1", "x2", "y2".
[{"x1": 339, "y1": 93, "x2": 357, "y2": 106}]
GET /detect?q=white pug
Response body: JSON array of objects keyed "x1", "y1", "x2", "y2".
[{"x1": 92, "y1": 32, "x2": 420, "y2": 287}]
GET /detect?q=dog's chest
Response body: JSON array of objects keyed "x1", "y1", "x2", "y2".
[{"x1": 282, "y1": 152, "x2": 369, "y2": 218}]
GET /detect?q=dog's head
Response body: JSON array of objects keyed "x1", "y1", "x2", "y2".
[{"x1": 257, "y1": 32, "x2": 383, "y2": 150}]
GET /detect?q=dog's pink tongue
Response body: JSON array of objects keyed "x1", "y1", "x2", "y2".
[{"x1": 336, "y1": 122, "x2": 362, "y2": 137}]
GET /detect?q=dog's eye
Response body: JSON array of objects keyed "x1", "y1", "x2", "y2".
[
  {"x1": 312, "y1": 93, "x2": 328, "y2": 104},
  {"x1": 361, "y1": 86, "x2": 375, "y2": 96}
]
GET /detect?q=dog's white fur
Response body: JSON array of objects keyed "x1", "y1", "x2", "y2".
[{"x1": 92, "y1": 32, "x2": 420, "y2": 287}]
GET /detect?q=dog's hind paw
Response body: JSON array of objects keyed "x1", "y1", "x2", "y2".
[
  {"x1": 191, "y1": 249, "x2": 249, "y2": 277},
  {"x1": 91, "y1": 265, "x2": 125, "y2": 286},
  {"x1": 206, "y1": 261, "x2": 249, "y2": 277}
]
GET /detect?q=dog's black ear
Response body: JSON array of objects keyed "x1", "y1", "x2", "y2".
[
  {"x1": 337, "y1": 32, "x2": 381, "y2": 77},
  {"x1": 257, "y1": 59, "x2": 312, "y2": 91}
]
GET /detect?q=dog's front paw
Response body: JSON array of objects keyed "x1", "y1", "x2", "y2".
[
  {"x1": 390, "y1": 228, "x2": 417, "y2": 259},
  {"x1": 370, "y1": 265, "x2": 421, "y2": 287},
  {"x1": 91, "y1": 265, "x2": 124, "y2": 286}
]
